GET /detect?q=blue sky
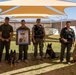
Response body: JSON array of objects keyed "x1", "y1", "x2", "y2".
[
  {"x1": 63, "y1": 0, "x2": 76, "y2": 3},
  {"x1": 64, "y1": 7, "x2": 76, "y2": 20},
  {"x1": 44, "y1": 6, "x2": 76, "y2": 21},
  {"x1": 0, "y1": 0, "x2": 10, "y2": 2}
]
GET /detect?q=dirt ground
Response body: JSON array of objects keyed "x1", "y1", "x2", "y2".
[
  {"x1": 38, "y1": 63, "x2": 76, "y2": 75},
  {"x1": 0, "y1": 53, "x2": 76, "y2": 75}
]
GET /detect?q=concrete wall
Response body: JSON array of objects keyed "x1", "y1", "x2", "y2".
[
  {"x1": 0, "y1": 20, "x2": 76, "y2": 34},
  {"x1": 52, "y1": 20, "x2": 76, "y2": 33},
  {"x1": 0, "y1": 22, "x2": 52, "y2": 32}
]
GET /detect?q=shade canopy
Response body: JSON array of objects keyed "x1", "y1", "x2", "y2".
[
  {"x1": 0, "y1": 6, "x2": 14, "y2": 12},
  {"x1": 0, "y1": 6, "x2": 75, "y2": 21},
  {"x1": 0, "y1": 0, "x2": 76, "y2": 6},
  {"x1": 52, "y1": 6, "x2": 70, "y2": 13},
  {"x1": 4, "y1": 6, "x2": 60, "y2": 15}
]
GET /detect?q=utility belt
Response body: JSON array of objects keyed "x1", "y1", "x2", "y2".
[
  {"x1": 59, "y1": 38, "x2": 73, "y2": 44},
  {"x1": 61, "y1": 41, "x2": 72, "y2": 44},
  {"x1": 34, "y1": 35, "x2": 44, "y2": 39},
  {"x1": 2, "y1": 35, "x2": 10, "y2": 39}
]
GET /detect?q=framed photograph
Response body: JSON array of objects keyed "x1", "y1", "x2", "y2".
[{"x1": 16, "y1": 29, "x2": 30, "y2": 45}]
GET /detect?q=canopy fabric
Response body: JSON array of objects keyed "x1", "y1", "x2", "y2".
[
  {"x1": 52, "y1": 6, "x2": 72, "y2": 13},
  {"x1": 0, "y1": 0, "x2": 76, "y2": 6},
  {"x1": 0, "y1": 6, "x2": 14, "y2": 12},
  {"x1": 0, "y1": 6, "x2": 73, "y2": 19},
  {"x1": 5, "y1": 6, "x2": 59, "y2": 15}
]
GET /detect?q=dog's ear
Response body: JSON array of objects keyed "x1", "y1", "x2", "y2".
[
  {"x1": 48, "y1": 43, "x2": 49, "y2": 45},
  {"x1": 49, "y1": 43, "x2": 52, "y2": 46},
  {"x1": 10, "y1": 50, "x2": 13, "y2": 53},
  {"x1": 47, "y1": 43, "x2": 49, "y2": 47},
  {"x1": 50, "y1": 43, "x2": 52, "y2": 45},
  {"x1": 48, "y1": 43, "x2": 50, "y2": 45},
  {"x1": 14, "y1": 50, "x2": 16, "y2": 53}
]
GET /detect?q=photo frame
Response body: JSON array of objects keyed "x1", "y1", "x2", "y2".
[{"x1": 16, "y1": 29, "x2": 30, "y2": 45}]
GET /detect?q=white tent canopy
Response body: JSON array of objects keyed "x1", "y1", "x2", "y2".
[{"x1": 0, "y1": 0, "x2": 76, "y2": 5}]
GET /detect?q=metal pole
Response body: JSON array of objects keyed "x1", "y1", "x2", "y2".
[{"x1": 61, "y1": 17, "x2": 62, "y2": 30}]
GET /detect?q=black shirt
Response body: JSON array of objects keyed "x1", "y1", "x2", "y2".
[
  {"x1": 60, "y1": 27, "x2": 75, "y2": 42},
  {"x1": 0, "y1": 23, "x2": 13, "y2": 39}
]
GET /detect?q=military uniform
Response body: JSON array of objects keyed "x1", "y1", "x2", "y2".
[
  {"x1": 17, "y1": 26, "x2": 30, "y2": 60},
  {"x1": 60, "y1": 27, "x2": 75, "y2": 62},
  {"x1": 0, "y1": 23, "x2": 13, "y2": 61},
  {"x1": 32, "y1": 24, "x2": 45, "y2": 58}
]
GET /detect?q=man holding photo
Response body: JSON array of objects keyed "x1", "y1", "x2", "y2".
[{"x1": 17, "y1": 20, "x2": 30, "y2": 63}]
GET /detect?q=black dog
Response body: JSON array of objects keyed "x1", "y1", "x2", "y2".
[
  {"x1": 44, "y1": 43, "x2": 58, "y2": 59},
  {"x1": 8, "y1": 50, "x2": 16, "y2": 67}
]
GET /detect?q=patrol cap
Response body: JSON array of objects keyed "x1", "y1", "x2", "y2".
[
  {"x1": 66, "y1": 21, "x2": 71, "y2": 24},
  {"x1": 5, "y1": 17, "x2": 9, "y2": 20},
  {"x1": 36, "y1": 19, "x2": 41, "y2": 22}
]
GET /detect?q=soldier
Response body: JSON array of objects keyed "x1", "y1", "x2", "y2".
[
  {"x1": 32, "y1": 19, "x2": 45, "y2": 60},
  {"x1": 60, "y1": 21, "x2": 75, "y2": 64},
  {"x1": 0, "y1": 17, "x2": 13, "y2": 62},
  {"x1": 17, "y1": 20, "x2": 30, "y2": 63}
]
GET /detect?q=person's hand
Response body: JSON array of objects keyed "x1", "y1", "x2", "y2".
[
  {"x1": 72, "y1": 41, "x2": 75, "y2": 44},
  {"x1": 63, "y1": 39, "x2": 68, "y2": 43},
  {"x1": 33, "y1": 39, "x2": 36, "y2": 43},
  {"x1": 5, "y1": 39, "x2": 9, "y2": 42},
  {"x1": 1, "y1": 38, "x2": 5, "y2": 41},
  {"x1": 43, "y1": 38, "x2": 45, "y2": 42}
]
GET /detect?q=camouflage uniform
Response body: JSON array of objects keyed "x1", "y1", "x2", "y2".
[{"x1": 32, "y1": 25, "x2": 45, "y2": 58}]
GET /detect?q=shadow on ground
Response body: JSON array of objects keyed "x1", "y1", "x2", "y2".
[
  {"x1": 0, "y1": 52, "x2": 75, "y2": 75},
  {"x1": 36, "y1": 62, "x2": 76, "y2": 75}
]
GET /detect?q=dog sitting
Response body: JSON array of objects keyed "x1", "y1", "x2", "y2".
[
  {"x1": 72, "y1": 44, "x2": 76, "y2": 62},
  {"x1": 8, "y1": 50, "x2": 16, "y2": 67},
  {"x1": 44, "y1": 43, "x2": 58, "y2": 59}
]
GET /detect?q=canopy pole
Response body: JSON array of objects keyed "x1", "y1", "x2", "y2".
[
  {"x1": 59, "y1": 16, "x2": 62, "y2": 30},
  {"x1": 61, "y1": 17, "x2": 62, "y2": 30}
]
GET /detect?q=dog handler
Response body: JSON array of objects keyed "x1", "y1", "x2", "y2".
[
  {"x1": 0, "y1": 17, "x2": 13, "y2": 62},
  {"x1": 32, "y1": 19, "x2": 45, "y2": 60},
  {"x1": 60, "y1": 21, "x2": 75, "y2": 64},
  {"x1": 17, "y1": 20, "x2": 30, "y2": 63}
]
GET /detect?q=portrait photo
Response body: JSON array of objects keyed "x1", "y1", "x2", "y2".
[{"x1": 16, "y1": 29, "x2": 30, "y2": 45}]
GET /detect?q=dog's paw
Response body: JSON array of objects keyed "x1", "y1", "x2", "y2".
[
  {"x1": 14, "y1": 64, "x2": 16, "y2": 67},
  {"x1": 10, "y1": 64, "x2": 13, "y2": 67}
]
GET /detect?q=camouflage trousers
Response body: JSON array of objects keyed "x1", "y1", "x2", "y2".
[
  {"x1": 60, "y1": 43, "x2": 72, "y2": 62},
  {"x1": 33, "y1": 38, "x2": 44, "y2": 57}
]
